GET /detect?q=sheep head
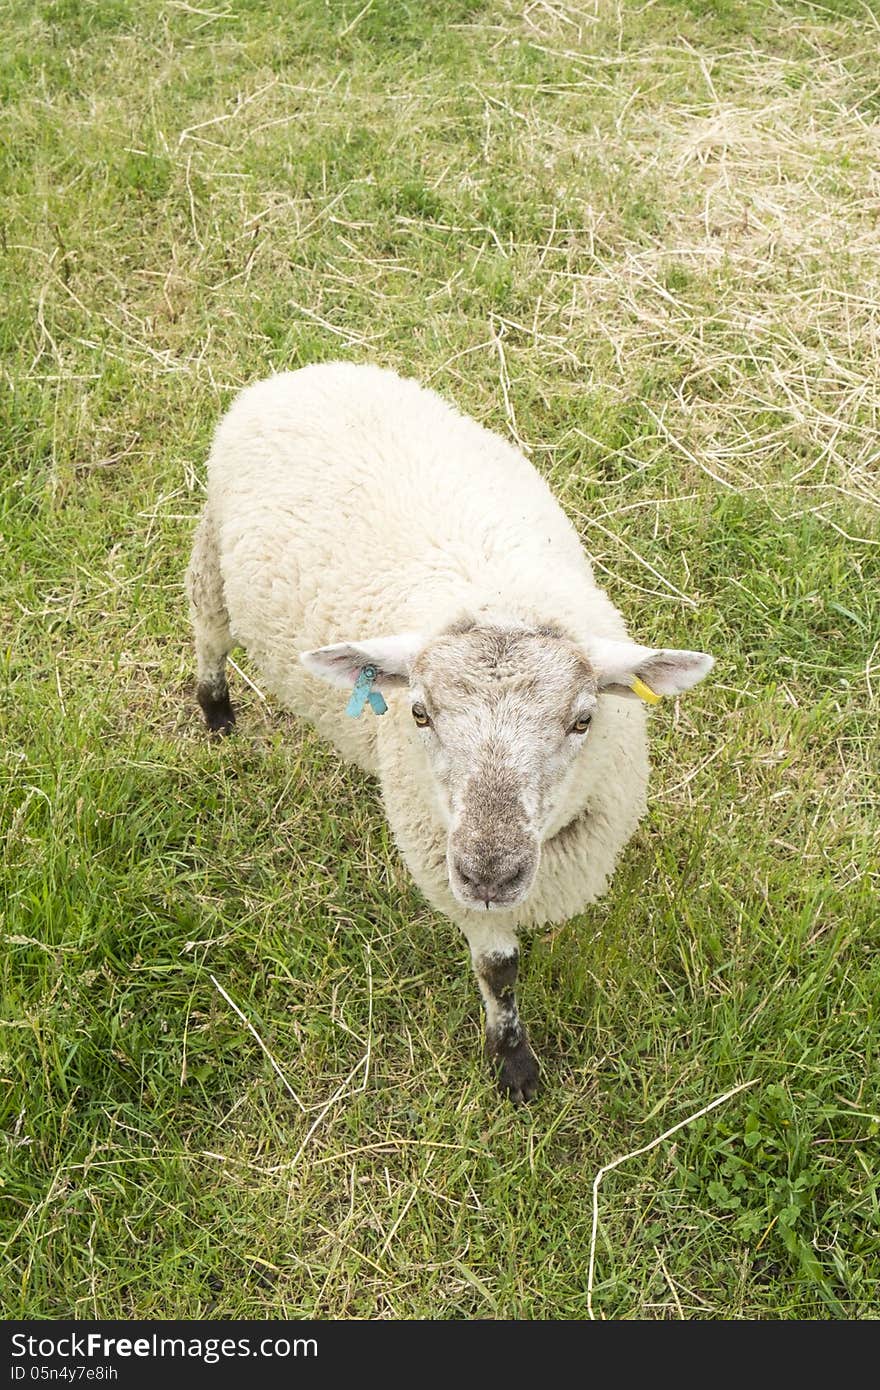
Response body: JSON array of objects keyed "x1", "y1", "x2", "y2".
[{"x1": 301, "y1": 622, "x2": 713, "y2": 914}]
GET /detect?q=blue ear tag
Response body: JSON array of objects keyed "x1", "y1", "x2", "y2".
[{"x1": 345, "y1": 664, "x2": 388, "y2": 718}]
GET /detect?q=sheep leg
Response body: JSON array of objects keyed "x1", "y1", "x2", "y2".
[
  {"x1": 186, "y1": 509, "x2": 236, "y2": 735},
  {"x1": 464, "y1": 924, "x2": 540, "y2": 1103}
]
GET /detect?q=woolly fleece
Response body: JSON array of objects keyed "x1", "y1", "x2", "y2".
[{"x1": 190, "y1": 362, "x2": 650, "y2": 932}]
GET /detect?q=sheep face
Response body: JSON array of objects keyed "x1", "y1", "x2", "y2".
[
  {"x1": 408, "y1": 626, "x2": 597, "y2": 912},
  {"x1": 301, "y1": 623, "x2": 713, "y2": 915}
]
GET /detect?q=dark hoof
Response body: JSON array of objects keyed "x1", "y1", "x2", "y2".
[
  {"x1": 494, "y1": 1040, "x2": 540, "y2": 1104},
  {"x1": 197, "y1": 683, "x2": 236, "y2": 736}
]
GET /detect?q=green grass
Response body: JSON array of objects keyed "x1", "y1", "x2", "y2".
[{"x1": 2, "y1": 0, "x2": 879, "y2": 1320}]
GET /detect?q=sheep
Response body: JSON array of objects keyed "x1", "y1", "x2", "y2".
[{"x1": 186, "y1": 362, "x2": 713, "y2": 1101}]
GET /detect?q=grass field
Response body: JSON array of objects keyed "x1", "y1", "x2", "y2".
[{"x1": 2, "y1": 0, "x2": 879, "y2": 1319}]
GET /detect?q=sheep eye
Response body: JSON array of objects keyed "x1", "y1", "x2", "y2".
[
  {"x1": 412, "y1": 704, "x2": 431, "y2": 728},
  {"x1": 571, "y1": 714, "x2": 592, "y2": 734}
]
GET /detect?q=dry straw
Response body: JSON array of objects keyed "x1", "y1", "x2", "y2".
[{"x1": 587, "y1": 1078, "x2": 759, "y2": 1318}]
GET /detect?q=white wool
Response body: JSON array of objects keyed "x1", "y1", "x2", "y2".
[{"x1": 199, "y1": 362, "x2": 650, "y2": 931}]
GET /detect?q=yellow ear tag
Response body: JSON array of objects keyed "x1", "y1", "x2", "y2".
[{"x1": 631, "y1": 676, "x2": 662, "y2": 705}]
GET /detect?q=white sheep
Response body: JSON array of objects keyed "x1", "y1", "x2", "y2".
[{"x1": 186, "y1": 362, "x2": 713, "y2": 1100}]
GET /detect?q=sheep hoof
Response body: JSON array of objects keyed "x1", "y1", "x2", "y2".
[
  {"x1": 495, "y1": 1040, "x2": 540, "y2": 1104},
  {"x1": 197, "y1": 683, "x2": 236, "y2": 736}
]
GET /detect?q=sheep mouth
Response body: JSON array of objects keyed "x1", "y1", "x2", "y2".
[{"x1": 446, "y1": 850, "x2": 538, "y2": 912}]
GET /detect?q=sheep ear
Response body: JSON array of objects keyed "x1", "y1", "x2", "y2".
[
  {"x1": 587, "y1": 636, "x2": 714, "y2": 698},
  {"x1": 300, "y1": 632, "x2": 425, "y2": 690}
]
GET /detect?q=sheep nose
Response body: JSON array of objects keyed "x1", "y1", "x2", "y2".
[{"x1": 453, "y1": 854, "x2": 531, "y2": 906}]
